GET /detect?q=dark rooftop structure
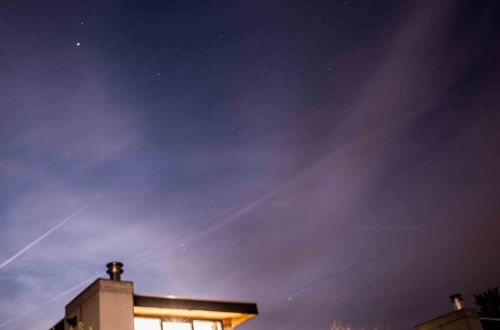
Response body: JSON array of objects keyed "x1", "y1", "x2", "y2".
[{"x1": 415, "y1": 293, "x2": 500, "y2": 330}]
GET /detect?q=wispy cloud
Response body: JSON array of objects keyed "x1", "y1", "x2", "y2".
[{"x1": 0, "y1": 201, "x2": 95, "y2": 270}]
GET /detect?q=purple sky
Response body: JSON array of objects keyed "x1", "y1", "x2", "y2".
[{"x1": 1, "y1": 1, "x2": 499, "y2": 329}]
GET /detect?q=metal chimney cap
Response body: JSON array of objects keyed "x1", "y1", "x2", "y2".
[
  {"x1": 106, "y1": 261, "x2": 124, "y2": 281},
  {"x1": 449, "y1": 293, "x2": 464, "y2": 311}
]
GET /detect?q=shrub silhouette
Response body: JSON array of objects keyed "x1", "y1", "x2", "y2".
[{"x1": 474, "y1": 288, "x2": 500, "y2": 315}]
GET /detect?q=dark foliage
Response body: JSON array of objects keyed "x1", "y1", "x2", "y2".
[{"x1": 474, "y1": 288, "x2": 500, "y2": 315}]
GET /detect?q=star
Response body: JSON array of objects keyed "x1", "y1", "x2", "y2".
[
  {"x1": 80, "y1": 22, "x2": 85, "y2": 26},
  {"x1": 156, "y1": 72, "x2": 161, "y2": 76},
  {"x1": 76, "y1": 42, "x2": 81, "y2": 47}
]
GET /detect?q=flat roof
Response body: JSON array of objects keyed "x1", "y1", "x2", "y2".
[
  {"x1": 415, "y1": 309, "x2": 479, "y2": 328},
  {"x1": 134, "y1": 294, "x2": 258, "y2": 314},
  {"x1": 133, "y1": 294, "x2": 258, "y2": 327}
]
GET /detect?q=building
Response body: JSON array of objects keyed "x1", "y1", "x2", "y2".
[
  {"x1": 50, "y1": 262, "x2": 258, "y2": 330},
  {"x1": 415, "y1": 294, "x2": 500, "y2": 330}
]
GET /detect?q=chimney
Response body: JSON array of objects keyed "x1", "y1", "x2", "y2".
[
  {"x1": 449, "y1": 293, "x2": 464, "y2": 311},
  {"x1": 106, "y1": 261, "x2": 124, "y2": 281}
]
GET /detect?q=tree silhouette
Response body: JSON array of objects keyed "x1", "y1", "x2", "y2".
[{"x1": 474, "y1": 288, "x2": 500, "y2": 315}]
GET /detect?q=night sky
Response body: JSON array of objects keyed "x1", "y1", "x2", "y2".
[{"x1": 1, "y1": 0, "x2": 500, "y2": 329}]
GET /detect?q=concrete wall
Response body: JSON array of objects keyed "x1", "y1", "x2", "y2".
[
  {"x1": 98, "y1": 279, "x2": 134, "y2": 330},
  {"x1": 64, "y1": 279, "x2": 134, "y2": 330}
]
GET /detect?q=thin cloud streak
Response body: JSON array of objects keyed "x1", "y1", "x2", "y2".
[
  {"x1": 0, "y1": 201, "x2": 95, "y2": 270},
  {"x1": 1, "y1": 1, "x2": 499, "y2": 329},
  {"x1": 126, "y1": 112, "x2": 424, "y2": 269},
  {"x1": 0, "y1": 275, "x2": 100, "y2": 329}
]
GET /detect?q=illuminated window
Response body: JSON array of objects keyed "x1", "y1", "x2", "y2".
[
  {"x1": 134, "y1": 318, "x2": 222, "y2": 330},
  {"x1": 134, "y1": 317, "x2": 161, "y2": 330},
  {"x1": 162, "y1": 322, "x2": 192, "y2": 330},
  {"x1": 193, "y1": 320, "x2": 222, "y2": 330}
]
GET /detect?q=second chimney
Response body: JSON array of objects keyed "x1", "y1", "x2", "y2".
[{"x1": 449, "y1": 293, "x2": 464, "y2": 311}]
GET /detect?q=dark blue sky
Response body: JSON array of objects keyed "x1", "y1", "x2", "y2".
[{"x1": 1, "y1": 1, "x2": 499, "y2": 329}]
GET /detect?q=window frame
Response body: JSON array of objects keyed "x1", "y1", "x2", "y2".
[{"x1": 134, "y1": 316, "x2": 223, "y2": 330}]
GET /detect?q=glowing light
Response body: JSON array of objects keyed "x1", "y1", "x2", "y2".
[
  {"x1": 193, "y1": 320, "x2": 222, "y2": 330},
  {"x1": 134, "y1": 317, "x2": 161, "y2": 330},
  {"x1": 162, "y1": 322, "x2": 192, "y2": 330}
]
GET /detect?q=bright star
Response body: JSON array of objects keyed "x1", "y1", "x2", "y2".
[{"x1": 76, "y1": 42, "x2": 81, "y2": 47}]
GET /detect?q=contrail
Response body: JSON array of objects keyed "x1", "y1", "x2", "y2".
[
  {"x1": 0, "y1": 201, "x2": 94, "y2": 270},
  {"x1": 126, "y1": 113, "x2": 420, "y2": 267},
  {"x1": 126, "y1": 205, "x2": 241, "y2": 265},
  {"x1": 0, "y1": 275, "x2": 99, "y2": 329},
  {"x1": 287, "y1": 247, "x2": 411, "y2": 299},
  {"x1": 127, "y1": 189, "x2": 285, "y2": 267}
]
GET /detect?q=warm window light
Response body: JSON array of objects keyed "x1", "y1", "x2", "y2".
[
  {"x1": 134, "y1": 317, "x2": 222, "y2": 330},
  {"x1": 134, "y1": 317, "x2": 161, "y2": 330},
  {"x1": 162, "y1": 322, "x2": 192, "y2": 330},
  {"x1": 193, "y1": 320, "x2": 222, "y2": 330}
]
